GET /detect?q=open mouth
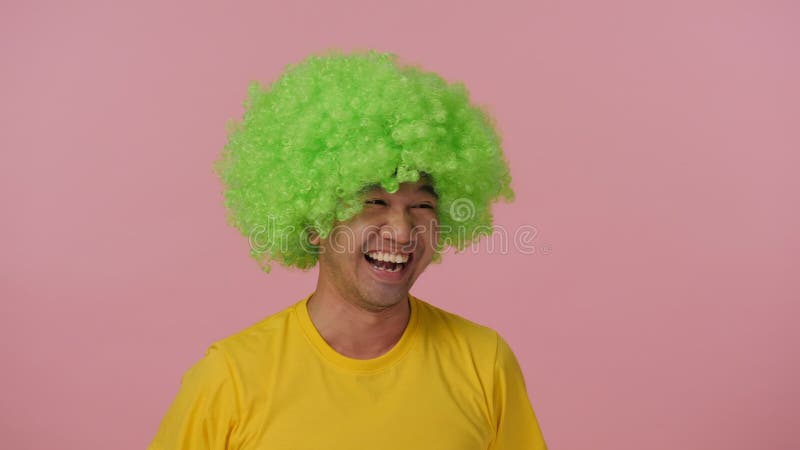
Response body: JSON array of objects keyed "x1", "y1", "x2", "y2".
[{"x1": 363, "y1": 251, "x2": 413, "y2": 273}]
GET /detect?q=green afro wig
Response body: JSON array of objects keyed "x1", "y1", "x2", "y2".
[{"x1": 213, "y1": 49, "x2": 514, "y2": 272}]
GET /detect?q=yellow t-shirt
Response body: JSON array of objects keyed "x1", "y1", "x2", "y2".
[{"x1": 148, "y1": 294, "x2": 547, "y2": 450}]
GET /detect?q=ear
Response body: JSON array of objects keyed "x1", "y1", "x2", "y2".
[{"x1": 308, "y1": 230, "x2": 321, "y2": 246}]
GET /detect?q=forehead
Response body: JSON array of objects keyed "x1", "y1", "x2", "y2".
[{"x1": 360, "y1": 181, "x2": 438, "y2": 198}]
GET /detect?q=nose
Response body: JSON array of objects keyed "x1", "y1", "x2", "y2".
[{"x1": 381, "y1": 208, "x2": 413, "y2": 246}]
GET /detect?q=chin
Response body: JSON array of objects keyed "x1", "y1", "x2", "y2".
[{"x1": 360, "y1": 285, "x2": 410, "y2": 309}]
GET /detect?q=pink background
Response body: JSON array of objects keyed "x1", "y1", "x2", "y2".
[{"x1": 2, "y1": 1, "x2": 798, "y2": 449}]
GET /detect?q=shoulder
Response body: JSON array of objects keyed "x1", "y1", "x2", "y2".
[
  {"x1": 209, "y1": 299, "x2": 299, "y2": 361},
  {"x1": 148, "y1": 301, "x2": 305, "y2": 449},
  {"x1": 411, "y1": 294, "x2": 503, "y2": 361}
]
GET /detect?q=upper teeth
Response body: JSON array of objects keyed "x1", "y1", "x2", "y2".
[{"x1": 367, "y1": 251, "x2": 409, "y2": 263}]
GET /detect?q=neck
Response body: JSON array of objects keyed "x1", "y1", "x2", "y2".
[{"x1": 307, "y1": 283, "x2": 411, "y2": 360}]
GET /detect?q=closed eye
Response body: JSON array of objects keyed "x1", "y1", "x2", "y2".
[{"x1": 414, "y1": 203, "x2": 436, "y2": 209}]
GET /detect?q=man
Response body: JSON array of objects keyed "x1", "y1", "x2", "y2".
[{"x1": 148, "y1": 50, "x2": 547, "y2": 449}]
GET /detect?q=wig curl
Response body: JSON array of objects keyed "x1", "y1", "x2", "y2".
[{"x1": 214, "y1": 50, "x2": 514, "y2": 272}]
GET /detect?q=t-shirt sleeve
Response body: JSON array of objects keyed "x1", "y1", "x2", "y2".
[
  {"x1": 147, "y1": 344, "x2": 239, "y2": 450},
  {"x1": 489, "y1": 333, "x2": 548, "y2": 450}
]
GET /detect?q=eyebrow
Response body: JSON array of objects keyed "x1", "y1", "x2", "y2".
[
  {"x1": 357, "y1": 182, "x2": 439, "y2": 199},
  {"x1": 418, "y1": 184, "x2": 439, "y2": 199},
  {"x1": 358, "y1": 183, "x2": 382, "y2": 195}
]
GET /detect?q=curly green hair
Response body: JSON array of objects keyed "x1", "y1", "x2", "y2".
[{"x1": 213, "y1": 49, "x2": 514, "y2": 272}]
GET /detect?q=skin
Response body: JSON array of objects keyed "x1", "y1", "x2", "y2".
[{"x1": 307, "y1": 180, "x2": 439, "y2": 359}]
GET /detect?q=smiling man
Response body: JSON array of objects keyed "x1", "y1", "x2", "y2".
[
  {"x1": 313, "y1": 180, "x2": 439, "y2": 314},
  {"x1": 148, "y1": 50, "x2": 547, "y2": 450}
]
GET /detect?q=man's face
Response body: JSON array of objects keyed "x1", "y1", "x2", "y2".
[{"x1": 314, "y1": 180, "x2": 439, "y2": 311}]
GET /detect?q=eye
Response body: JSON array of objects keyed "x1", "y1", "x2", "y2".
[
  {"x1": 414, "y1": 203, "x2": 436, "y2": 209},
  {"x1": 365, "y1": 199, "x2": 387, "y2": 206}
]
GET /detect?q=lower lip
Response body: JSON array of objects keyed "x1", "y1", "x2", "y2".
[{"x1": 363, "y1": 254, "x2": 413, "y2": 283}]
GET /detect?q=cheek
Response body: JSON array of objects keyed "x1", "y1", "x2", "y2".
[
  {"x1": 412, "y1": 216, "x2": 439, "y2": 236},
  {"x1": 417, "y1": 218, "x2": 439, "y2": 247}
]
